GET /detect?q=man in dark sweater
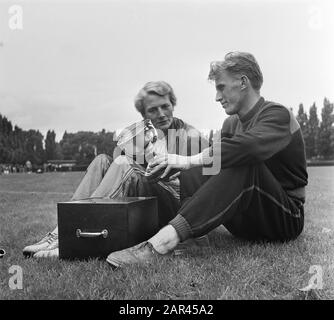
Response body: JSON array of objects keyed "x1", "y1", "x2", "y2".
[{"x1": 107, "y1": 52, "x2": 308, "y2": 267}]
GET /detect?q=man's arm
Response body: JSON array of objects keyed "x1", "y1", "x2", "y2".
[{"x1": 147, "y1": 105, "x2": 293, "y2": 177}]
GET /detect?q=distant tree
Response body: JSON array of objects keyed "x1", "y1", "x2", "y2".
[
  {"x1": 0, "y1": 135, "x2": 6, "y2": 162},
  {"x1": 24, "y1": 130, "x2": 45, "y2": 165},
  {"x1": 330, "y1": 127, "x2": 334, "y2": 157},
  {"x1": 0, "y1": 115, "x2": 12, "y2": 135},
  {"x1": 55, "y1": 143, "x2": 64, "y2": 160},
  {"x1": 58, "y1": 129, "x2": 118, "y2": 164},
  {"x1": 318, "y1": 98, "x2": 334, "y2": 159},
  {"x1": 296, "y1": 103, "x2": 308, "y2": 140},
  {"x1": 305, "y1": 103, "x2": 320, "y2": 159},
  {"x1": 62, "y1": 131, "x2": 69, "y2": 140},
  {"x1": 0, "y1": 115, "x2": 15, "y2": 163},
  {"x1": 59, "y1": 131, "x2": 97, "y2": 164},
  {"x1": 59, "y1": 132, "x2": 78, "y2": 160},
  {"x1": 0, "y1": 113, "x2": 122, "y2": 165},
  {"x1": 96, "y1": 130, "x2": 118, "y2": 156},
  {"x1": 45, "y1": 130, "x2": 57, "y2": 160}
]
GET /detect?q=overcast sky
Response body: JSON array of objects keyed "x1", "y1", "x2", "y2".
[{"x1": 0, "y1": 0, "x2": 333, "y2": 141}]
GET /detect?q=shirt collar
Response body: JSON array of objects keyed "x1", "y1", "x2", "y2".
[{"x1": 239, "y1": 97, "x2": 264, "y2": 123}]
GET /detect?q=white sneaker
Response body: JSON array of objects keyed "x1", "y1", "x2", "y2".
[
  {"x1": 33, "y1": 248, "x2": 59, "y2": 259},
  {"x1": 23, "y1": 232, "x2": 58, "y2": 257},
  {"x1": 33, "y1": 237, "x2": 59, "y2": 258}
]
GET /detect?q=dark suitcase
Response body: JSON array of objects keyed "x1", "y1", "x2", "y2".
[{"x1": 57, "y1": 197, "x2": 159, "y2": 260}]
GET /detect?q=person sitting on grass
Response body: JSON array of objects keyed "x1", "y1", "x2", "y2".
[
  {"x1": 23, "y1": 81, "x2": 209, "y2": 259},
  {"x1": 106, "y1": 52, "x2": 308, "y2": 268}
]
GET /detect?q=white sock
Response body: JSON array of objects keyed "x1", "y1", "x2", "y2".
[{"x1": 148, "y1": 225, "x2": 180, "y2": 254}]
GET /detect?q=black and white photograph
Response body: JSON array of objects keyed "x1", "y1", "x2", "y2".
[{"x1": 0, "y1": 0, "x2": 333, "y2": 303}]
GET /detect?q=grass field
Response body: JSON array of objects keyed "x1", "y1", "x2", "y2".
[{"x1": 0, "y1": 168, "x2": 333, "y2": 300}]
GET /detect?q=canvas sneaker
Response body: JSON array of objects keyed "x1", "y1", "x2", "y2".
[
  {"x1": 33, "y1": 246, "x2": 59, "y2": 258},
  {"x1": 23, "y1": 232, "x2": 58, "y2": 257}
]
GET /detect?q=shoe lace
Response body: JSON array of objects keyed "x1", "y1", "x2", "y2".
[
  {"x1": 144, "y1": 242, "x2": 159, "y2": 255},
  {"x1": 46, "y1": 232, "x2": 58, "y2": 244}
]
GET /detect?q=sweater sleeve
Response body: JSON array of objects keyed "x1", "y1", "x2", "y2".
[{"x1": 203, "y1": 105, "x2": 292, "y2": 168}]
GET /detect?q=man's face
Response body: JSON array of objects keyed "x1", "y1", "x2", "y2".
[
  {"x1": 214, "y1": 70, "x2": 245, "y2": 116},
  {"x1": 142, "y1": 94, "x2": 174, "y2": 130}
]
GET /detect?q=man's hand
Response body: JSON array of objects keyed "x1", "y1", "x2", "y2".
[{"x1": 146, "y1": 154, "x2": 193, "y2": 180}]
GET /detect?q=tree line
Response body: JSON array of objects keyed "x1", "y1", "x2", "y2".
[
  {"x1": 296, "y1": 98, "x2": 334, "y2": 160},
  {"x1": 0, "y1": 98, "x2": 333, "y2": 166},
  {"x1": 0, "y1": 115, "x2": 118, "y2": 166}
]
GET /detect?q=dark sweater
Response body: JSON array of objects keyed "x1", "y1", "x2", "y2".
[{"x1": 204, "y1": 97, "x2": 308, "y2": 201}]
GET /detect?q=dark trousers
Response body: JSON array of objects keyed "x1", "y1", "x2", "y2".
[{"x1": 174, "y1": 164, "x2": 304, "y2": 242}]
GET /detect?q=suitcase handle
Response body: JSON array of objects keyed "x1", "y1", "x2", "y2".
[{"x1": 76, "y1": 229, "x2": 108, "y2": 239}]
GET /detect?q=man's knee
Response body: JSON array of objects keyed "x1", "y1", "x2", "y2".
[
  {"x1": 114, "y1": 155, "x2": 131, "y2": 166},
  {"x1": 89, "y1": 154, "x2": 112, "y2": 170},
  {"x1": 180, "y1": 167, "x2": 209, "y2": 201}
]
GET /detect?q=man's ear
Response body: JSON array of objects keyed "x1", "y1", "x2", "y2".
[{"x1": 240, "y1": 75, "x2": 248, "y2": 90}]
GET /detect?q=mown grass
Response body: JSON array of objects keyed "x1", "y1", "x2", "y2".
[{"x1": 0, "y1": 168, "x2": 333, "y2": 300}]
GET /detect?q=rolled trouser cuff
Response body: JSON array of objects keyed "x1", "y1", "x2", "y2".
[{"x1": 169, "y1": 214, "x2": 193, "y2": 242}]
